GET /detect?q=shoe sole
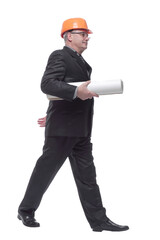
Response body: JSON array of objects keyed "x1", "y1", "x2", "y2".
[{"x1": 93, "y1": 226, "x2": 129, "y2": 232}]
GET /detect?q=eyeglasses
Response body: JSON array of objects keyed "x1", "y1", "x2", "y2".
[{"x1": 71, "y1": 31, "x2": 90, "y2": 39}]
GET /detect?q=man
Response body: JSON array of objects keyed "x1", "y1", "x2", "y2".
[{"x1": 18, "y1": 18, "x2": 129, "y2": 232}]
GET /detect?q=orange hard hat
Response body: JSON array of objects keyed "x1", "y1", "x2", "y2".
[{"x1": 61, "y1": 18, "x2": 93, "y2": 38}]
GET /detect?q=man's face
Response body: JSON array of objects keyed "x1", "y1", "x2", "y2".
[{"x1": 68, "y1": 30, "x2": 90, "y2": 54}]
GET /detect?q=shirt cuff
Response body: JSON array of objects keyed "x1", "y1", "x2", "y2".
[{"x1": 73, "y1": 87, "x2": 78, "y2": 99}]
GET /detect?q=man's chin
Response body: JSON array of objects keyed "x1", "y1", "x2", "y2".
[
  {"x1": 83, "y1": 44, "x2": 88, "y2": 50},
  {"x1": 80, "y1": 44, "x2": 88, "y2": 53}
]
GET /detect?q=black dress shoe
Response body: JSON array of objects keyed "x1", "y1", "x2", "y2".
[
  {"x1": 93, "y1": 218, "x2": 129, "y2": 232},
  {"x1": 18, "y1": 212, "x2": 40, "y2": 227}
]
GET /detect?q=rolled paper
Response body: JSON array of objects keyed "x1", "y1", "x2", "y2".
[{"x1": 47, "y1": 79, "x2": 123, "y2": 100}]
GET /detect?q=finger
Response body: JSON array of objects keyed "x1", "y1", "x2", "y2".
[
  {"x1": 90, "y1": 91, "x2": 99, "y2": 97},
  {"x1": 85, "y1": 80, "x2": 91, "y2": 86},
  {"x1": 38, "y1": 118, "x2": 45, "y2": 121},
  {"x1": 39, "y1": 124, "x2": 45, "y2": 127},
  {"x1": 38, "y1": 117, "x2": 45, "y2": 121},
  {"x1": 38, "y1": 121, "x2": 43, "y2": 124},
  {"x1": 82, "y1": 80, "x2": 91, "y2": 87}
]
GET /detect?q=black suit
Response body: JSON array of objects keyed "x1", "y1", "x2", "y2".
[
  {"x1": 42, "y1": 46, "x2": 93, "y2": 137},
  {"x1": 18, "y1": 46, "x2": 107, "y2": 228}
]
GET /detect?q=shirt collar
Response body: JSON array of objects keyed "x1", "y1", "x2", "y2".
[{"x1": 65, "y1": 45, "x2": 82, "y2": 57}]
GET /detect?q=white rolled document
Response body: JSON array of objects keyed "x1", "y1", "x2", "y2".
[{"x1": 47, "y1": 79, "x2": 123, "y2": 100}]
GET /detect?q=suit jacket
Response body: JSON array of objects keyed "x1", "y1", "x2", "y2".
[{"x1": 41, "y1": 46, "x2": 94, "y2": 137}]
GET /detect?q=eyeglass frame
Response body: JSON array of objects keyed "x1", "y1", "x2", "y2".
[{"x1": 70, "y1": 31, "x2": 90, "y2": 39}]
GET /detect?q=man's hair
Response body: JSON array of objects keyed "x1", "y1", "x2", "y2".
[{"x1": 63, "y1": 32, "x2": 68, "y2": 42}]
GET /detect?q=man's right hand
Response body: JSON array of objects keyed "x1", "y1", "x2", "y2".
[{"x1": 77, "y1": 81, "x2": 99, "y2": 100}]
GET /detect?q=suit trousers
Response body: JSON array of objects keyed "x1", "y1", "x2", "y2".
[{"x1": 18, "y1": 136, "x2": 107, "y2": 228}]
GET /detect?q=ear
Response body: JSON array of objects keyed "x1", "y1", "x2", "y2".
[{"x1": 67, "y1": 32, "x2": 72, "y2": 42}]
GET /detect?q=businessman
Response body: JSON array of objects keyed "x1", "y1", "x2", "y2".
[{"x1": 18, "y1": 18, "x2": 129, "y2": 232}]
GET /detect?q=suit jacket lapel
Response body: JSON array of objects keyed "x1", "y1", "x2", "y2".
[{"x1": 63, "y1": 46, "x2": 92, "y2": 79}]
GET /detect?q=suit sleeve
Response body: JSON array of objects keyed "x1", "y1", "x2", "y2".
[{"x1": 41, "y1": 50, "x2": 76, "y2": 101}]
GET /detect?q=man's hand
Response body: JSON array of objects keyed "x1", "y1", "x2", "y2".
[
  {"x1": 37, "y1": 116, "x2": 46, "y2": 127},
  {"x1": 77, "y1": 81, "x2": 99, "y2": 100}
]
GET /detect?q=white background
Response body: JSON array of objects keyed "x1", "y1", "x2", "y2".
[{"x1": 1, "y1": 0, "x2": 160, "y2": 239}]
